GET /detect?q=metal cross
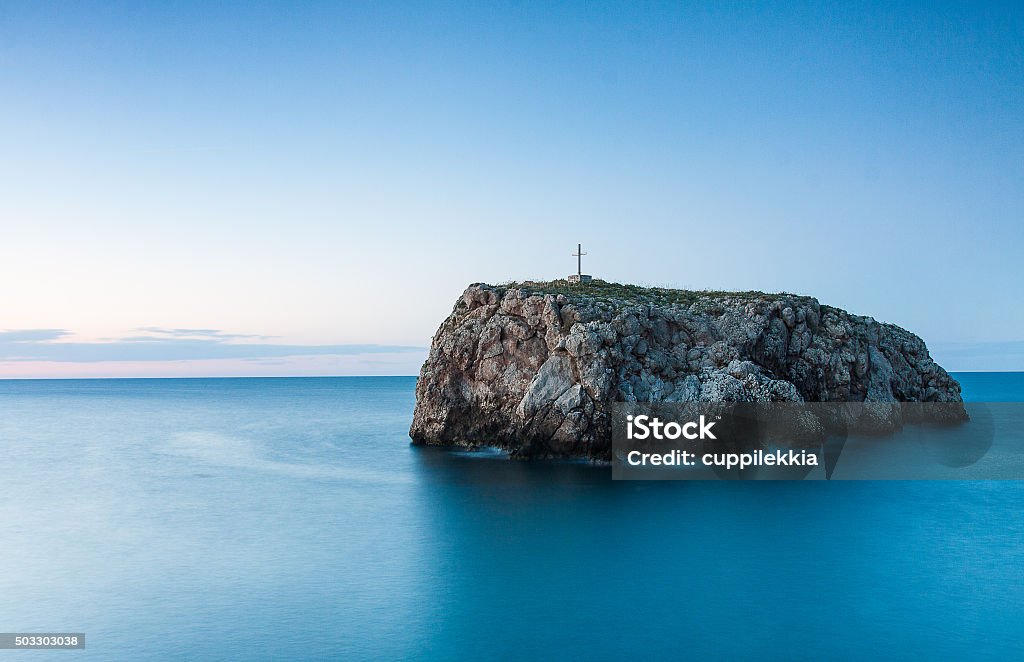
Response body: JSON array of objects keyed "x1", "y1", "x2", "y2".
[{"x1": 572, "y1": 243, "x2": 587, "y2": 278}]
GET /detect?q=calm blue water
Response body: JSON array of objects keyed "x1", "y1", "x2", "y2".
[{"x1": 0, "y1": 373, "x2": 1022, "y2": 660}]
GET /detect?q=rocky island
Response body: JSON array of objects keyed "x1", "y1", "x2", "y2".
[{"x1": 410, "y1": 281, "x2": 966, "y2": 460}]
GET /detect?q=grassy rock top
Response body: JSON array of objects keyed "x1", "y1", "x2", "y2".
[{"x1": 492, "y1": 279, "x2": 820, "y2": 310}]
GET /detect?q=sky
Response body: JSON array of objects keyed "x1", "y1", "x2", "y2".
[{"x1": 1, "y1": 1, "x2": 1021, "y2": 377}]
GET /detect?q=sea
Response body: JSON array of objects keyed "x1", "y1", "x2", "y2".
[{"x1": 0, "y1": 373, "x2": 1021, "y2": 660}]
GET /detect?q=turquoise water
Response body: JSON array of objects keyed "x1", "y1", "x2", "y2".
[{"x1": 0, "y1": 374, "x2": 1022, "y2": 660}]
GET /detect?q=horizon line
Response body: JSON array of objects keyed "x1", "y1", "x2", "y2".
[{"x1": 0, "y1": 370, "x2": 1020, "y2": 382}]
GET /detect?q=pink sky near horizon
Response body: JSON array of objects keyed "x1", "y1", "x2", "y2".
[{"x1": 0, "y1": 352, "x2": 428, "y2": 379}]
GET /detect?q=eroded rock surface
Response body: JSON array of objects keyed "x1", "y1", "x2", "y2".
[{"x1": 410, "y1": 282, "x2": 966, "y2": 459}]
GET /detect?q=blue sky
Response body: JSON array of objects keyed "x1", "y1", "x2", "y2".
[{"x1": 1, "y1": 1, "x2": 1021, "y2": 376}]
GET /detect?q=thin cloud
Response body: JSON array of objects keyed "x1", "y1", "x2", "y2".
[
  {"x1": 0, "y1": 328, "x2": 424, "y2": 363},
  {"x1": 135, "y1": 327, "x2": 270, "y2": 340},
  {"x1": 0, "y1": 329, "x2": 70, "y2": 342}
]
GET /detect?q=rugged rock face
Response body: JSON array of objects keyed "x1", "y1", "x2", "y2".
[{"x1": 410, "y1": 282, "x2": 966, "y2": 460}]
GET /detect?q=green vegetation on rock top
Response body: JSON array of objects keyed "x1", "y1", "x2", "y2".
[{"x1": 493, "y1": 279, "x2": 814, "y2": 308}]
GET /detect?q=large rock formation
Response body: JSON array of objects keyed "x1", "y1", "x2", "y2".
[{"x1": 410, "y1": 281, "x2": 966, "y2": 460}]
